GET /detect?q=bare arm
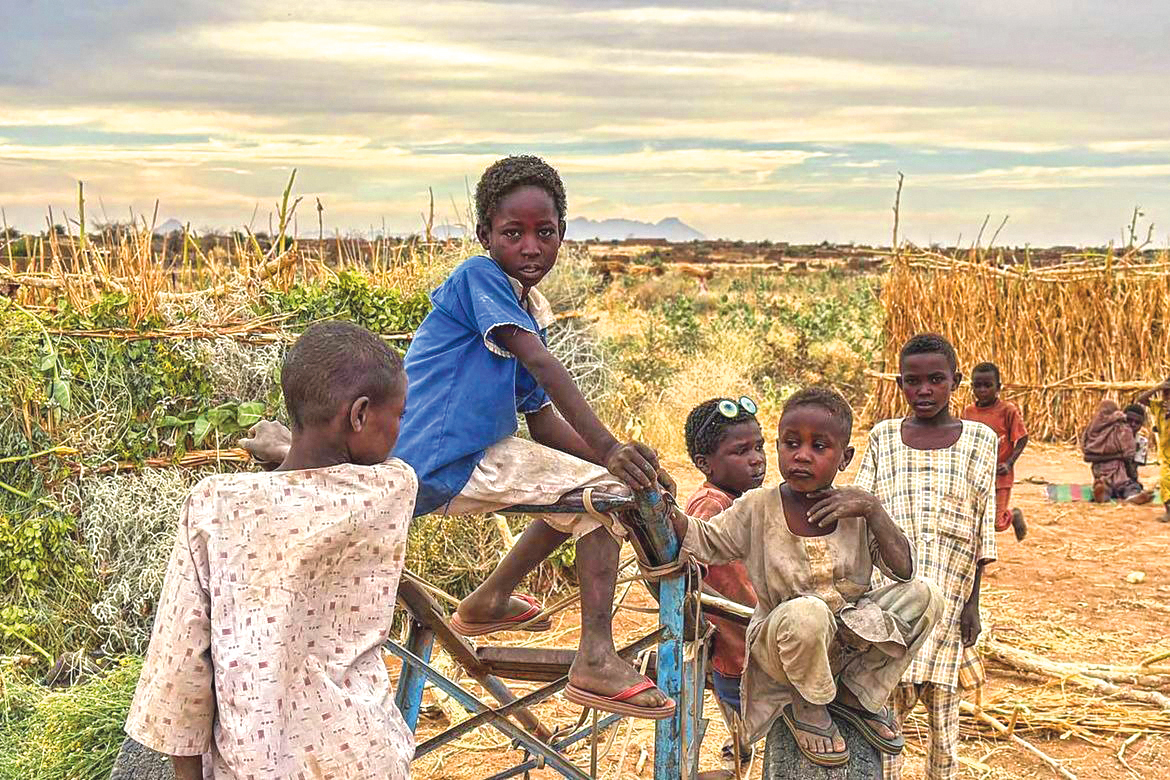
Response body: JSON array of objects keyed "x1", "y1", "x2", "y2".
[
  {"x1": 960, "y1": 561, "x2": 987, "y2": 647},
  {"x1": 864, "y1": 502, "x2": 914, "y2": 581},
  {"x1": 525, "y1": 405, "x2": 599, "y2": 465},
  {"x1": 496, "y1": 326, "x2": 659, "y2": 488},
  {"x1": 1135, "y1": 378, "x2": 1170, "y2": 406},
  {"x1": 171, "y1": 756, "x2": 203, "y2": 780},
  {"x1": 1006, "y1": 435, "x2": 1029, "y2": 467}
]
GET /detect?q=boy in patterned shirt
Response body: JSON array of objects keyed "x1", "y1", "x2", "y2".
[
  {"x1": 126, "y1": 322, "x2": 417, "y2": 780},
  {"x1": 854, "y1": 334, "x2": 998, "y2": 780}
]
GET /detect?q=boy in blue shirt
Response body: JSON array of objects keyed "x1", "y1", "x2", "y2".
[{"x1": 246, "y1": 155, "x2": 674, "y2": 719}]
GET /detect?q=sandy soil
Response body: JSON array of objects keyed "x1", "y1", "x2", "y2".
[{"x1": 397, "y1": 439, "x2": 1170, "y2": 780}]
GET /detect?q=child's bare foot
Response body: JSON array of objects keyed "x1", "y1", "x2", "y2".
[
  {"x1": 567, "y1": 648, "x2": 671, "y2": 712},
  {"x1": 833, "y1": 685, "x2": 897, "y2": 741},
  {"x1": 451, "y1": 589, "x2": 551, "y2": 636},
  {"x1": 1092, "y1": 480, "x2": 1109, "y2": 503},
  {"x1": 1011, "y1": 508, "x2": 1027, "y2": 541},
  {"x1": 788, "y1": 695, "x2": 846, "y2": 758},
  {"x1": 1128, "y1": 490, "x2": 1154, "y2": 505}
]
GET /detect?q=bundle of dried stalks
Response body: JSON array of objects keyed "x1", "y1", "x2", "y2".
[{"x1": 864, "y1": 250, "x2": 1170, "y2": 440}]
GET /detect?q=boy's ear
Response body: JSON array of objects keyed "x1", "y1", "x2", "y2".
[
  {"x1": 952, "y1": 371, "x2": 963, "y2": 390},
  {"x1": 558, "y1": 219, "x2": 567, "y2": 240},
  {"x1": 475, "y1": 221, "x2": 491, "y2": 250},
  {"x1": 693, "y1": 454, "x2": 713, "y2": 478},
  {"x1": 349, "y1": 396, "x2": 370, "y2": 433},
  {"x1": 839, "y1": 445, "x2": 855, "y2": 471}
]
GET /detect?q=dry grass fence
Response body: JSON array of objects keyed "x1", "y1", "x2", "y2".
[{"x1": 864, "y1": 249, "x2": 1170, "y2": 441}]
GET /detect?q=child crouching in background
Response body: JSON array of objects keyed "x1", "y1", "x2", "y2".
[
  {"x1": 126, "y1": 322, "x2": 417, "y2": 779},
  {"x1": 672, "y1": 387, "x2": 942, "y2": 768}
]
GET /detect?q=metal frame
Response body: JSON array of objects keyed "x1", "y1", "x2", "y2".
[{"x1": 387, "y1": 487, "x2": 705, "y2": 779}]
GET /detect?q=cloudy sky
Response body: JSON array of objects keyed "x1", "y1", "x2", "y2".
[{"x1": 2, "y1": 0, "x2": 1169, "y2": 244}]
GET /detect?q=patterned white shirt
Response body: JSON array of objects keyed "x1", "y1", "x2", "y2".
[
  {"x1": 854, "y1": 419, "x2": 998, "y2": 688},
  {"x1": 126, "y1": 461, "x2": 417, "y2": 779}
]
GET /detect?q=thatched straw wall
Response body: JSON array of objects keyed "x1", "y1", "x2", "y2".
[{"x1": 864, "y1": 252, "x2": 1170, "y2": 441}]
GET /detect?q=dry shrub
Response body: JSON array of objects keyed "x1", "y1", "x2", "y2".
[{"x1": 866, "y1": 252, "x2": 1170, "y2": 440}]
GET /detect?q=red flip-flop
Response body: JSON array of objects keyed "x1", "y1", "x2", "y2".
[
  {"x1": 564, "y1": 677, "x2": 677, "y2": 720},
  {"x1": 449, "y1": 594, "x2": 552, "y2": 637}
]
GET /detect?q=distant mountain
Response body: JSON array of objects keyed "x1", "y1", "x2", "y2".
[
  {"x1": 566, "y1": 217, "x2": 704, "y2": 242},
  {"x1": 152, "y1": 218, "x2": 186, "y2": 235}
]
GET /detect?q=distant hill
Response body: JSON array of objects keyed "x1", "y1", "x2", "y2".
[
  {"x1": 566, "y1": 217, "x2": 704, "y2": 242},
  {"x1": 152, "y1": 218, "x2": 186, "y2": 235}
]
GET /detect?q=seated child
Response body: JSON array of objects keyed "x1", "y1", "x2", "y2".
[
  {"x1": 127, "y1": 322, "x2": 417, "y2": 780},
  {"x1": 671, "y1": 387, "x2": 942, "y2": 768},
  {"x1": 1081, "y1": 399, "x2": 1151, "y2": 503},
  {"x1": 961, "y1": 362, "x2": 1029, "y2": 540},
  {"x1": 243, "y1": 155, "x2": 674, "y2": 718},
  {"x1": 683, "y1": 397, "x2": 765, "y2": 771},
  {"x1": 1135, "y1": 377, "x2": 1170, "y2": 522},
  {"x1": 857, "y1": 333, "x2": 998, "y2": 780}
]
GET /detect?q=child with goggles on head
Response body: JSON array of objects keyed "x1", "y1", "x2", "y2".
[
  {"x1": 672, "y1": 387, "x2": 942, "y2": 769},
  {"x1": 683, "y1": 396, "x2": 764, "y2": 776}
]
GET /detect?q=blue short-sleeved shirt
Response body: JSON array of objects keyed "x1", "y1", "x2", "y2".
[{"x1": 392, "y1": 255, "x2": 554, "y2": 515}]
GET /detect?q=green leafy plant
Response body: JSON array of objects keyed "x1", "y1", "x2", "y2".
[{"x1": 160, "y1": 400, "x2": 266, "y2": 448}]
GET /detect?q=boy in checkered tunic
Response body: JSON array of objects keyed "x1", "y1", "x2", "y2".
[{"x1": 853, "y1": 334, "x2": 998, "y2": 780}]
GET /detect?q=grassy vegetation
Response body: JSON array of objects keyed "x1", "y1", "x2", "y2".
[{"x1": 0, "y1": 182, "x2": 882, "y2": 775}]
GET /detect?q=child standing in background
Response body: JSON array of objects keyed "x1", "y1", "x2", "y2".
[
  {"x1": 1135, "y1": 377, "x2": 1170, "y2": 522},
  {"x1": 683, "y1": 396, "x2": 765, "y2": 774},
  {"x1": 854, "y1": 334, "x2": 999, "y2": 780},
  {"x1": 962, "y1": 362, "x2": 1029, "y2": 541}
]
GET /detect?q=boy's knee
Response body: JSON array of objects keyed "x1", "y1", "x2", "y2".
[
  {"x1": 906, "y1": 576, "x2": 944, "y2": 625},
  {"x1": 777, "y1": 596, "x2": 835, "y2": 634}
]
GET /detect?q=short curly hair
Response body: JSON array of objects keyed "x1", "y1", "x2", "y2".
[
  {"x1": 972, "y1": 361, "x2": 1001, "y2": 385},
  {"x1": 282, "y1": 321, "x2": 404, "y2": 430},
  {"x1": 899, "y1": 332, "x2": 959, "y2": 374},
  {"x1": 685, "y1": 398, "x2": 759, "y2": 462},
  {"x1": 475, "y1": 155, "x2": 567, "y2": 227},
  {"x1": 781, "y1": 386, "x2": 853, "y2": 442}
]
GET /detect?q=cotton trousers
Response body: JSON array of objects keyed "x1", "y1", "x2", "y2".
[
  {"x1": 882, "y1": 682, "x2": 962, "y2": 780},
  {"x1": 750, "y1": 577, "x2": 941, "y2": 714}
]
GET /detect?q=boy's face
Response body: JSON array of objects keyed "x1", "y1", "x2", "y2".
[
  {"x1": 897, "y1": 352, "x2": 960, "y2": 420},
  {"x1": 695, "y1": 419, "x2": 766, "y2": 496},
  {"x1": 347, "y1": 378, "x2": 407, "y2": 466},
  {"x1": 476, "y1": 185, "x2": 565, "y2": 289},
  {"x1": 1126, "y1": 411, "x2": 1145, "y2": 434},
  {"x1": 776, "y1": 405, "x2": 854, "y2": 493},
  {"x1": 970, "y1": 370, "x2": 1000, "y2": 406}
]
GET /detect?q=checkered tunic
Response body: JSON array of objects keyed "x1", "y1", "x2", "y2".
[{"x1": 853, "y1": 419, "x2": 998, "y2": 688}]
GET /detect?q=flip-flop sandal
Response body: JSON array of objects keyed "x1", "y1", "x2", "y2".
[
  {"x1": 828, "y1": 701, "x2": 905, "y2": 755},
  {"x1": 780, "y1": 703, "x2": 850, "y2": 767},
  {"x1": 448, "y1": 594, "x2": 552, "y2": 637},
  {"x1": 564, "y1": 677, "x2": 677, "y2": 720}
]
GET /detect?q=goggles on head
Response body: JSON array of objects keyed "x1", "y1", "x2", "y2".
[{"x1": 697, "y1": 396, "x2": 758, "y2": 437}]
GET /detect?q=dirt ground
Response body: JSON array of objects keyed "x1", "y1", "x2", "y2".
[{"x1": 398, "y1": 439, "x2": 1170, "y2": 780}]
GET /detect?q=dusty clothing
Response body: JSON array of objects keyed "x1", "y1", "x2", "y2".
[
  {"x1": 961, "y1": 400, "x2": 1027, "y2": 490},
  {"x1": 126, "y1": 461, "x2": 418, "y2": 780},
  {"x1": 443, "y1": 435, "x2": 624, "y2": 539},
  {"x1": 679, "y1": 485, "x2": 941, "y2": 742},
  {"x1": 853, "y1": 419, "x2": 998, "y2": 689},
  {"x1": 962, "y1": 400, "x2": 1027, "y2": 531},
  {"x1": 1081, "y1": 401, "x2": 1142, "y2": 498},
  {"x1": 882, "y1": 682, "x2": 962, "y2": 780},
  {"x1": 685, "y1": 483, "x2": 757, "y2": 680},
  {"x1": 750, "y1": 580, "x2": 939, "y2": 718}
]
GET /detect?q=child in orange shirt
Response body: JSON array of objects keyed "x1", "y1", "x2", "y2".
[{"x1": 962, "y1": 362, "x2": 1029, "y2": 541}]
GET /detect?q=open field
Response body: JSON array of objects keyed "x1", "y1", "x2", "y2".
[{"x1": 1, "y1": 203, "x2": 1168, "y2": 779}]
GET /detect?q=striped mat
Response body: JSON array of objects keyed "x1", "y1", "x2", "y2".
[{"x1": 1045, "y1": 483, "x2": 1162, "y2": 503}]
